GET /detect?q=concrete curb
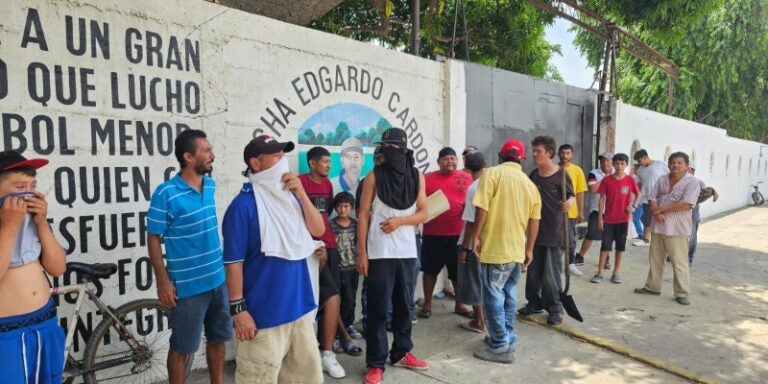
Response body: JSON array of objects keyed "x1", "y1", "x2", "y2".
[{"x1": 520, "y1": 315, "x2": 722, "y2": 384}]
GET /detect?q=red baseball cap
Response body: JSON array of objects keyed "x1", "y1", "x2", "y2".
[
  {"x1": 500, "y1": 139, "x2": 526, "y2": 160},
  {"x1": 0, "y1": 151, "x2": 49, "y2": 172}
]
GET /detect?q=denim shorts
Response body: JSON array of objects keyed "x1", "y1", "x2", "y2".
[{"x1": 169, "y1": 283, "x2": 233, "y2": 354}]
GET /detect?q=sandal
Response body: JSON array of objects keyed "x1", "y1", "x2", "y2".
[
  {"x1": 332, "y1": 339, "x2": 345, "y2": 354},
  {"x1": 455, "y1": 310, "x2": 475, "y2": 319},
  {"x1": 342, "y1": 340, "x2": 363, "y2": 356},
  {"x1": 417, "y1": 308, "x2": 432, "y2": 319}
]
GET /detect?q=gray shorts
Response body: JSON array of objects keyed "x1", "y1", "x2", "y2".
[{"x1": 456, "y1": 247, "x2": 482, "y2": 306}]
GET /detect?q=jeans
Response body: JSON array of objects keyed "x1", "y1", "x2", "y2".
[
  {"x1": 568, "y1": 219, "x2": 577, "y2": 264},
  {"x1": 365, "y1": 258, "x2": 417, "y2": 369},
  {"x1": 480, "y1": 262, "x2": 521, "y2": 350},
  {"x1": 688, "y1": 220, "x2": 699, "y2": 264},
  {"x1": 632, "y1": 207, "x2": 644, "y2": 237}
]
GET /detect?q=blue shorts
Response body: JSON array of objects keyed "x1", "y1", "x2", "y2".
[
  {"x1": 169, "y1": 283, "x2": 233, "y2": 354},
  {"x1": 0, "y1": 299, "x2": 65, "y2": 384}
]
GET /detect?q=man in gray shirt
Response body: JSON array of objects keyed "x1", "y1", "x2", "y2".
[{"x1": 632, "y1": 149, "x2": 668, "y2": 246}]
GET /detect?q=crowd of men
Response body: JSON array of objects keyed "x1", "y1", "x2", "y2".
[{"x1": 0, "y1": 126, "x2": 710, "y2": 384}]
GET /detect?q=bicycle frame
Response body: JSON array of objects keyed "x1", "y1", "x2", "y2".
[{"x1": 51, "y1": 283, "x2": 144, "y2": 378}]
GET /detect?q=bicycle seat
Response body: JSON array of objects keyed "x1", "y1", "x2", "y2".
[{"x1": 66, "y1": 262, "x2": 118, "y2": 280}]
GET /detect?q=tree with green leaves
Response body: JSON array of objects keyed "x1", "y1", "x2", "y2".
[
  {"x1": 574, "y1": 0, "x2": 768, "y2": 142},
  {"x1": 311, "y1": 0, "x2": 562, "y2": 80}
]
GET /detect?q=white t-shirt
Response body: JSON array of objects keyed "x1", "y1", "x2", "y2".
[{"x1": 637, "y1": 160, "x2": 669, "y2": 204}]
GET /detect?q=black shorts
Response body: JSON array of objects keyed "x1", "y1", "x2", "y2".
[
  {"x1": 420, "y1": 235, "x2": 460, "y2": 281},
  {"x1": 600, "y1": 222, "x2": 629, "y2": 252},
  {"x1": 641, "y1": 204, "x2": 653, "y2": 228},
  {"x1": 585, "y1": 211, "x2": 603, "y2": 240},
  {"x1": 319, "y1": 248, "x2": 340, "y2": 304}
]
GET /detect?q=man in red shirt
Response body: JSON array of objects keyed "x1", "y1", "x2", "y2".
[
  {"x1": 299, "y1": 146, "x2": 349, "y2": 379},
  {"x1": 591, "y1": 153, "x2": 641, "y2": 284},
  {"x1": 418, "y1": 147, "x2": 474, "y2": 319}
]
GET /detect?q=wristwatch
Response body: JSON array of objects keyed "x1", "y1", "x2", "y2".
[{"x1": 229, "y1": 299, "x2": 247, "y2": 316}]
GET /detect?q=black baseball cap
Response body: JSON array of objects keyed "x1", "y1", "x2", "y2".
[
  {"x1": 0, "y1": 151, "x2": 49, "y2": 172},
  {"x1": 243, "y1": 135, "x2": 295, "y2": 165},
  {"x1": 375, "y1": 128, "x2": 408, "y2": 147}
]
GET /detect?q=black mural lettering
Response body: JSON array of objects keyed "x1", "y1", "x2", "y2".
[
  {"x1": 58, "y1": 216, "x2": 76, "y2": 253},
  {"x1": 65, "y1": 16, "x2": 110, "y2": 59},
  {"x1": 388, "y1": 92, "x2": 400, "y2": 113},
  {"x1": 359, "y1": 69, "x2": 371, "y2": 94},
  {"x1": 118, "y1": 120, "x2": 134, "y2": 155},
  {"x1": 54, "y1": 167, "x2": 76, "y2": 206},
  {"x1": 128, "y1": 74, "x2": 147, "y2": 110},
  {"x1": 0, "y1": 59, "x2": 7, "y2": 100},
  {"x1": 185, "y1": 82, "x2": 200, "y2": 114},
  {"x1": 276, "y1": 98, "x2": 296, "y2": 127},
  {"x1": 156, "y1": 122, "x2": 176, "y2": 155},
  {"x1": 371, "y1": 77, "x2": 383, "y2": 99},
  {"x1": 31, "y1": 115, "x2": 55, "y2": 155},
  {"x1": 411, "y1": 132, "x2": 424, "y2": 149},
  {"x1": 145, "y1": 31, "x2": 163, "y2": 67},
  {"x1": 347, "y1": 66, "x2": 358, "y2": 92},
  {"x1": 125, "y1": 28, "x2": 142, "y2": 64},
  {"x1": 164, "y1": 167, "x2": 176, "y2": 181},
  {"x1": 303, "y1": 71, "x2": 320, "y2": 101},
  {"x1": 405, "y1": 118, "x2": 418, "y2": 136},
  {"x1": 121, "y1": 211, "x2": 136, "y2": 247},
  {"x1": 78, "y1": 215, "x2": 95, "y2": 254},
  {"x1": 117, "y1": 258, "x2": 131, "y2": 295},
  {"x1": 2, "y1": 113, "x2": 27, "y2": 151},
  {"x1": 91, "y1": 117, "x2": 115, "y2": 155},
  {"x1": 27, "y1": 62, "x2": 51, "y2": 106},
  {"x1": 109, "y1": 72, "x2": 126, "y2": 109},
  {"x1": 291, "y1": 76, "x2": 310, "y2": 106},
  {"x1": 166, "y1": 79, "x2": 182, "y2": 113},
  {"x1": 185, "y1": 39, "x2": 200, "y2": 72},
  {"x1": 54, "y1": 65, "x2": 77, "y2": 105},
  {"x1": 135, "y1": 256, "x2": 153, "y2": 290},
  {"x1": 80, "y1": 68, "x2": 96, "y2": 106},
  {"x1": 114, "y1": 167, "x2": 130, "y2": 202},
  {"x1": 318, "y1": 66, "x2": 332, "y2": 93},
  {"x1": 334, "y1": 65, "x2": 347, "y2": 92},
  {"x1": 21, "y1": 8, "x2": 48, "y2": 51},
  {"x1": 99, "y1": 214, "x2": 119, "y2": 251},
  {"x1": 166, "y1": 36, "x2": 182, "y2": 70},
  {"x1": 148, "y1": 77, "x2": 163, "y2": 111},
  {"x1": 396, "y1": 107, "x2": 409, "y2": 126},
  {"x1": 138, "y1": 211, "x2": 148, "y2": 246}
]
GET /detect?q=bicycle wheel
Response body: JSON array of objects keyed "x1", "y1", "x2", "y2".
[
  {"x1": 82, "y1": 299, "x2": 177, "y2": 383},
  {"x1": 752, "y1": 191, "x2": 765, "y2": 205}
]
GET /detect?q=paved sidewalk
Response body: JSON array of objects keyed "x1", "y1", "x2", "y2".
[{"x1": 184, "y1": 206, "x2": 768, "y2": 383}]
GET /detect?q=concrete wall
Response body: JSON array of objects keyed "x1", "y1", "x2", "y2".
[
  {"x1": 464, "y1": 63, "x2": 597, "y2": 173},
  {"x1": 613, "y1": 101, "x2": 768, "y2": 218},
  {"x1": 0, "y1": 0, "x2": 460, "y2": 362}
]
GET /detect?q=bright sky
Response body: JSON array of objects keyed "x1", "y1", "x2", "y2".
[{"x1": 545, "y1": 18, "x2": 595, "y2": 89}]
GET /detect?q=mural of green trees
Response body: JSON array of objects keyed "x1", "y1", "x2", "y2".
[{"x1": 299, "y1": 117, "x2": 392, "y2": 146}]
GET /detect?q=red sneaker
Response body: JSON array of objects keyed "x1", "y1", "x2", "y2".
[
  {"x1": 393, "y1": 352, "x2": 429, "y2": 371},
  {"x1": 363, "y1": 367, "x2": 383, "y2": 384}
]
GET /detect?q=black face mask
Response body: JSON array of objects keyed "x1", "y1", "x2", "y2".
[
  {"x1": 374, "y1": 145, "x2": 419, "y2": 209},
  {"x1": 380, "y1": 146, "x2": 408, "y2": 172}
]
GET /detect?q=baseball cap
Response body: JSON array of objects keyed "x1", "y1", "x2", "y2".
[
  {"x1": 340, "y1": 137, "x2": 363, "y2": 155},
  {"x1": 598, "y1": 152, "x2": 614, "y2": 160},
  {"x1": 243, "y1": 135, "x2": 295, "y2": 165},
  {"x1": 499, "y1": 139, "x2": 526, "y2": 160},
  {"x1": 0, "y1": 151, "x2": 49, "y2": 172},
  {"x1": 375, "y1": 128, "x2": 408, "y2": 147},
  {"x1": 464, "y1": 152, "x2": 485, "y2": 171},
  {"x1": 462, "y1": 145, "x2": 478, "y2": 156}
]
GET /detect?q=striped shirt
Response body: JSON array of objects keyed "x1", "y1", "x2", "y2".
[
  {"x1": 649, "y1": 173, "x2": 701, "y2": 237},
  {"x1": 147, "y1": 175, "x2": 225, "y2": 298}
]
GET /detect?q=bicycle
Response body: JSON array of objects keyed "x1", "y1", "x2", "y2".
[
  {"x1": 751, "y1": 181, "x2": 764, "y2": 205},
  {"x1": 54, "y1": 261, "x2": 186, "y2": 383}
]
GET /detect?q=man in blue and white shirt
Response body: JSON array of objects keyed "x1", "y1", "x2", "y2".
[{"x1": 147, "y1": 129, "x2": 231, "y2": 384}]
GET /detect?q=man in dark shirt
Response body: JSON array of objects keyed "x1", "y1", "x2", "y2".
[{"x1": 518, "y1": 136, "x2": 575, "y2": 325}]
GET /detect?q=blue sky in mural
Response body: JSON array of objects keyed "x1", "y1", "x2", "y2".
[{"x1": 298, "y1": 102, "x2": 391, "y2": 147}]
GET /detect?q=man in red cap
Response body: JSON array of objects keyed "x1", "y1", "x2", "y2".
[
  {"x1": 0, "y1": 151, "x2": 67, "y2": 383},
  {"x1": 471, "y1": 139, "x2": 541, "y2": 364}
]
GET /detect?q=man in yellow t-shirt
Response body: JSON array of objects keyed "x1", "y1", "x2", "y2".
[
  {"x1": 558, "y1": 144, "x2": 588, "y2": 277},
  {"x1": 471, "y1": 139, "x2": 541, "y2": 364}
]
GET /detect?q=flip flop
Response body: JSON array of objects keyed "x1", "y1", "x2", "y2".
[
  {"x1": 342, "y1": 340, "x2": 363, "y2": 356},
  {"x1": 417, "y1": 308, "x2": 432, "y2": 319},
  {"x1": 455, "y1": 310, "x2": 475, "y2": 319},
  {"x1": 459, "y1": 320, "x2": 484, "y2": 334}
]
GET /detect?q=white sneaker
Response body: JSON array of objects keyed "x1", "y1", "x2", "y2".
[
  {"x1": 568, "y1": 263, "x2": 583, "y2": 276},
  {"x1": 321, "y1": 350, "x2": 346, "y2": 379},
  {"x1": 632, "y1": 240, "x2": 650, "y2": 247}
]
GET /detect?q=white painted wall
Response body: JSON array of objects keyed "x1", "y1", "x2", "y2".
[
  {"x1": 0, "y1": 0, "x2": 467, "y2": 367},
  {"x1": 613, "y1": 101, "x2": 767, "y2": 219}
]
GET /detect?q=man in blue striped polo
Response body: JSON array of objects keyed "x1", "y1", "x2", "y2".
[{"x1": 147, "y1": 129, "x2": 232, "y2": 384}]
